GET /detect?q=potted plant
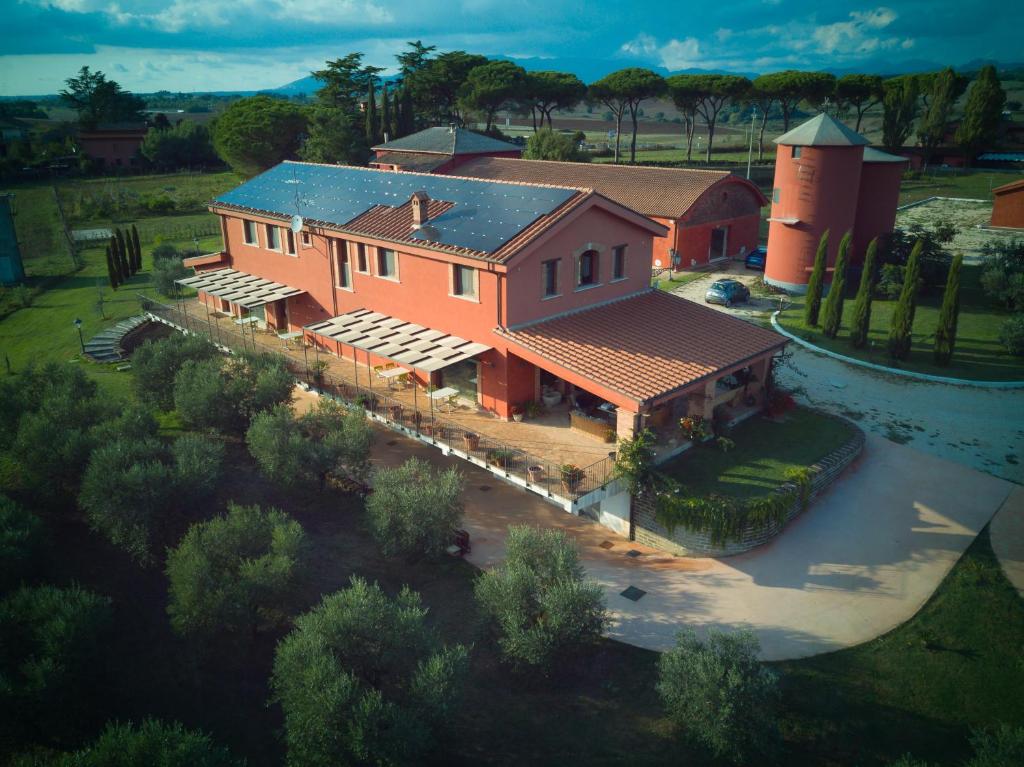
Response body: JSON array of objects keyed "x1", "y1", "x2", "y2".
[
  {"x1": 511, "y1": 405, "x2": 524, "y2": 423},
  {"x1": 527, "y1": 465, "x2": 544, "y2": 483},
  {"x1": 310, "y1": 358, "x2": 328, "y2": 386},
  {"x1": 486, "y1": 448, "x2": 517, "y2": 469},
  {"x1": 524, "y1": 401, "x2": 545, "y2": 419},
  {"x1": 679, "y1": 415, "x2": 708, "y2": 442},
  {"x1": 560, "y1": 464, "x2": 585, "y2": 493},
  {"x1": 463, "y1": 432, "x2": 480, "y2": 451}
]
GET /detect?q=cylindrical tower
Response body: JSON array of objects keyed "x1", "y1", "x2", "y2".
[
  {"x1": 852, "y1": 148, "x2": 908, "y2": 263},
  {"x1": 764, "y1": 114, "x2": 868, "y2": 293}
]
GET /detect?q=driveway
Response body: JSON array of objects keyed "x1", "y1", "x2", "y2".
[{"x1": 367, "y1": 426, "x2": 1012, "y2": 661}]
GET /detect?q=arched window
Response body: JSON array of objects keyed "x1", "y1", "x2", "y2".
[{"x1": 578, "y1": 249, "x2": 599, "y2": 287}]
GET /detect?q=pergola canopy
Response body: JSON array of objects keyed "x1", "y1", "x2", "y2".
[
  {"x1": 177, "y1": 268, "x2": 304, "y2": 308},
  {"x1": 306, "y1": 308, "x2": 491, "y2": 373}
]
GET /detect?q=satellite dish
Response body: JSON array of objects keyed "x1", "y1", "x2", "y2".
[{"x1": 290, "y1": 215, "x2": 303, "y2": 234}]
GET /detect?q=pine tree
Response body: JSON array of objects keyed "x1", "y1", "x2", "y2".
[
  {"x1": 821, "y1": 231, "x2": 852, "y2": 339},
  {"x1": 400, "y1": 86, "x2": 414, "y2": 136},
  {"x1": 130, "y1": 225, "x2": 142, "y2": 272},
  {"x1": 933, "y1": 253, "x2": 963, "y2": 365},
  {"x1": 849, "y1": 238, "x2": 879, "y2": 348},
  {"x1": 887, "y1": 239, "x2": 924, "y2": 360},
  {"x1": 803, "y1": 229, "x2": 830, "y2": 327},
  {"x1": 365, "y1": 78, "x2": 378, "y2": 147},
  {"x1": 105, "y1": 245, "x2": 119, "y2": 290},
  {"x1": 390, "y1": 87, "x2": 401, "y2": 139},
  {"x1": 380, "y1": 81, "x2": 391, "y2": 143},
  {"x1": 956, "y1": 65, "x2": 1006, "y2": 165}
]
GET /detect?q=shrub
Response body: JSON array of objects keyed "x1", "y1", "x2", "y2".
[
  {"x1": 966, "y1": 724, "x2": 1024, "y2": 767},
  {"x1": 0, "y1": 494, "x2": 44, "y2": 589},
  {"x1": 0, "y1": 584, "x2": 112, "y2": 744},
  {"x1": 133, "y1": 334, "x2": 219, "y2": 410},
  {"x1": 978, "y1": 239, "x2": 1024, "y2": 309},
  {"x1": 657, "y1": 629, "x2": 780, "y2": 764},
  {"x1": 716, "y1": 436, "x2": 735, "y2": 453},
  {"x1": 803, "y1": 229, "x2": 829, "y2": 326},
  {"x1": 475, "y1": 525, "x2": 607, "y2": 673},
  {"x1": 881, "y1": 224, "x2": 953, "y2": 294},
  {"x1": 151, "y1": 244, "x2": 181, "y2": 264},
  {"x1": 54, "y1": 719, "x2": 244, "y2": 767},
  {"x1": 875, "y1": 263, "x2": 905, "y2": 299},
  {"x1": 613, "y1": 428, "x2": 657, "y2": 496},
  {"x1": 171, "y1": 433, "x2": 226, "y2": 504},
  {"x1": 679, "y1": 415, "x2": 709, "y2": 441},
  {"x1": 365, "y1": 457, "x2": 464, "y2": 558},
  {"x1": 270, "y1": 577, "x2": 467, "y2": 767},
  {"x1": 523, "y1": 127, "x2": 591, "y2": 162},
  {"x1": 166, "y1": 503, "x2": 304, "y2": 637},
  {"x1": 153, "y1": 256, "x2": 189, "y2": 297},
  {"x1": 999, "y1": 315, "x2": 1024, "y2": 357}
]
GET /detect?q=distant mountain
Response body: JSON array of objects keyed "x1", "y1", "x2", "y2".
[{"x1": 273, "y1": 75, "x2": 319, "y2": 96}]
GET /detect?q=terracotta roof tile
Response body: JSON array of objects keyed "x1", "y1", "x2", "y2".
[
  {"x1": 452, "y1": 157, "x2": 761, "y2": 219},
  {"x1": 498, "y1": 290, "x2": 786, "y2": 404}
]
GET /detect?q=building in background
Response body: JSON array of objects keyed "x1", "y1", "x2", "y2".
[
  {"x1": 765, "y1": 114, "x2": 907, "y2": 293},
  {"x1": 991, "y1": 178, "x2": 1024, "y2": 228},
  {"x1": 0, "y1": 194, "x2": 25, "y2": 286},
  {"x1": 77, "y1": 123, "x2": 148, "y2": 169},
  {"x1": 369, "y1": 126, "x2": 521, "y2": 173}
]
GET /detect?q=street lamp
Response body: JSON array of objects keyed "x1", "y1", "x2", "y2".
[
  {"x1": 747, "y1": 108, "x2": 758, "y2": 180},
  {"x1": 73, "y1": 318, "x2": 84, "y2": 354}
]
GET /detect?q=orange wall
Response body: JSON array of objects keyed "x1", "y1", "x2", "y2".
[
  {"x1": 765, "y1": 145, "x2": 864, "y2": 291},
  {"x1": 852, "y1": 161, "x2": 905, "y2": 262},
  {"x1": 992, "y1": 186, "x2": 1024, "y2": 228}
]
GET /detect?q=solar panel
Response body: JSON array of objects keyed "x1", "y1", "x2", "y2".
[{"x1": 213, "y1": 162, "x2": 577, "y2": 255}]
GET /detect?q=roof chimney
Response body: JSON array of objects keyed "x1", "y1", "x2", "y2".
[{"x1": 410, "y1": 190, "x2": 430, "y2": 227}]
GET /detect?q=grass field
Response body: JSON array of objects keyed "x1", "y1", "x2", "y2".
[
  {"x1": 660, "y1": 409, "x2": 854, "y2": 498},
  {"x1": 898, "y1": 170, "x2": 1012, "y2": 206},
  {"x1": 777, "y1": 264, "x2": 1024, "y2": 381}
]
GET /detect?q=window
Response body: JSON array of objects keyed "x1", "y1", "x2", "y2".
[
  {"x1": 542, "y1": 258, "x2": 560, "y2": 298},
  {"x1": 377, "y1": 248, "x2": 398, "y2": 279},
  {"x1": 300, "y1": 230, "x2": 312, "y2": 247},
  {"x1": 578, "y1": 250, "x2": 599, "y2": 287},
  {"x1": 772, "y1": 187, "x2": 781, "y2": 204},
  {"x1": 265, "y1": 224, "x2": 281, "y2": 251},
  {"x1": 334, "y1": 240, "x2": 351, "y2": 289},
  {"x1": 353, "y1": 242, "x2": 369, "y2": 273},
  {"x1": 452, "y1": 265, "x2": 477, "y2": 299},
  {"x1": 612, "y1": 245, "x2": 626, "y2": 280},
  {"x1": 285, "y1": 229, "x2": 296, "y2": 256},
  {"x1": 243, "y1": 220, "x2": 257, "y2": 245},
  {"x1": 792, "y1": 146, "x2": 802, "y2": 159}
]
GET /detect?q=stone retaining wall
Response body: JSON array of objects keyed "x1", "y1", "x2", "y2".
[{"x1": 633, "y1": 418, "x2": 866, "y2": 557}]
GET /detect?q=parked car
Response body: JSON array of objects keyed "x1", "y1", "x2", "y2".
[
  {"x1": 705, "y1": 279, "x2": 751, "y2": 306},
  {"x1": 745, "y1": 247, "x2": 767, "y2": 270}
]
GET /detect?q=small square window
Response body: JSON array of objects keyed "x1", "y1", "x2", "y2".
[
  {"x1": 792, "y1": 146, "x2": 802, "y2": 159},
  {"x1": 542, "y1": 258, "x2": 560, "y2": 297},
  {"x1": 612, "y1": 245, "x2": 626, "y2": 280},
  {"x1": 300, "y1": 230, "x2": 311, "y2": 247},
  {"x1": 243, "y1": 220, "x2": 257, "y2": 245},
  {"x1": 452, "y1": 265, "x2": 476, "y2": 298},
  {"x1": 265, "y1": 224, "x2": 281, "y2": 251},
  {"x1": 377, "y1": 248, "x2": 397, "y2": 279}
]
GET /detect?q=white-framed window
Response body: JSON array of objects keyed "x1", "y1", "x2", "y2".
[
  {"x1": 352, "y1": 241, "x2": 369, "y2": 273},
  {"x1": 300, "y1": 230, "x2": 312, "y2": 247},
  {"x1": 334, "y1": 240, "x2": 352, "y2": 290},
  {"x1": 612, "y1": 245, "x2": 626, "y2": 281},
  {"x1": 242, "y1": 220, "x2": 257, "y2": 245},
  {"x1": 451, "y1": 264, "x2": 477, "y2": 299},
  {"x1": 542, "y1": 258, "x2": 560, "y2": 298},
  {"x1": 265, "y1": 224, "x2": 281, "y2": 251},
  {"x1": 792, "y1": 146, "x2": 802, "y2": 159},
  {"x1": 285, "y1": 229, "x2": 296, "y2": 256},
  {"x1": 577, "y1": 249, "x2": 599, "y2": 288},
  {"x1": 377, "y1": 248, "x2": 398, "y2": 279}
]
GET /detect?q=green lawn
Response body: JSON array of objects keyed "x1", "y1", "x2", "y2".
[
  {"x1": 777, "y1": 265, "x2": 1024, "y2": 381},
  {"x1": 898, "y1": 170, "x2": 1008, "y2": 206},
  {"x1": 660, "y1": 408, "x2": 855, "y2": 499},
  {"x1": 651, "y1": 270, "x2": 710, "y2": 291}
]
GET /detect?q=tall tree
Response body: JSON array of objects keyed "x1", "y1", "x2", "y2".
[
  {"x1": 742, "y1": 84, "x2": 775, "y2": 161},
  {"x1": 130, "y1": 225, "x2": 142, "y2": 272},
  {"x1": 408, "y1": 51, "x2": 488, "y2": 125},
  {"x1": 59, "y1": 66, "x2": 145, "y2": 128},
  {"x1": 804, "y1": 230, "x2": 830, "y2": 327},
  {"x1": 667, "y1": 76, "x2": 701, "y2": 162},
  {"x1": 918, "y1": 68, "x2": 968, "y2": 163},
  {"x1": 956, "y1": 65, "x2": 1007, "y2": 165},
  {"x1": 364, "y1": 76, "x2": 378, "y2": 146},
  {"x1": 668, "y1": 74, "x2": 750, "y2": 162},
  {"x1": 458, "y1": 60, "x2": 527, "y2": 132},
  {"x1": 311, "y1": 53, "x2": 380, "y2": 113},
  {"x1": 821, "y1": 231, "x2": 853, "y2": 338},
  {"x1": 212, "y1": 96, "x2": 308, "y2": 176},
  {"x1": 299, "y1": 107, "x2": 368, "y2": 165},
  {"x1": 108, "y1": 235, "x2": 125, "y2": 283},
  {"x1": 522, "y1": 71, "x2": 587, "y2": 130},
  {"x1": 753, "y1": 71, "x2": 836, "y2": 132},
  {"x1": 394, "y1": 40, "x2": 436, "y2": 135},
  {"x1": 835, "y1": 74, "x2": 883, "y2": 131},
  {"x1": 115, "y1": 228, "x2": 131, "y2": 276},
  {"x1": 888, "y1": 239, "x2": 924, "y2": 360},
  {"x1": 881, "y1": 75, "x2": 920, "y2": 151},
  {"x1": 104, "y1": 244, "x2": 119, "y2": 290},
  {"x1": 849, "y1": 237, "x2": 879, "y2": 348},
  {"x1": 380, "y1": 81, "x2": 391, "y2": 142},
  {"x1": 933, "y1": 253, "x2": 963, "y2": 365},
  {"x1": 590, "y1": 68, "x2": 666, "y2": 163}
]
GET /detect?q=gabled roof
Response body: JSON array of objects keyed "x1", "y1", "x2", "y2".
[
  {"x1": 370, "y1": 151, "x2": 451, "y2": 172},
  {"x1": 993, "y1": 178, "x2": 1024, "y2": 195},
  {"x1": 209, "y1": 161, "x2": 660, "y2": 264},
  {"x1": 498, "y1": 290, "x2": 786, "y2": 406},
  {"x1": 372, "y1": 126, "x2": 519, "y2": 156},
  {"x1": 862, "y1": 147, "x2": 908, "y2": 164},
  {"x1": 452, "y1": 157, "x2": 765, "y2": 219},
  {"x1": 774, "y1": 113, "x2": 869, "y2": 147}
]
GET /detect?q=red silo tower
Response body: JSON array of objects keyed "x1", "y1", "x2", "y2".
[
  {"x1": 852, "y1": 147, "x2": 909, "y2": 262},
  {"x1": 765, "y1": 114, "x2": 869, "y2": 293}
]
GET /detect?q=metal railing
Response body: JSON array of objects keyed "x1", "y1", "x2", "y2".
[{"x1": 139, "y1": 294, "x2": 616, "y2": 502}]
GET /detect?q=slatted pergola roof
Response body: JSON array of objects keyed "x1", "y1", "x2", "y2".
[
  {"x1": 305, "y1": 308, "x2": 491, "y2": 372},
  {"x1": 176, "y1": 268, "x2": 304, "y2": 307}
]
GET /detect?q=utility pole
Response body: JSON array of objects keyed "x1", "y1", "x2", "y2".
[{"x1": 747, "y1": 108, "x2": 757, "y2": 180}]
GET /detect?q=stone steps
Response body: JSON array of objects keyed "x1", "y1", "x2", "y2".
[{"x1": 83, "y1": 315, "x2": 150, "y2": 363}]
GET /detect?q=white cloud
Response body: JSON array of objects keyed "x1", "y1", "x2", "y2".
[
  {"x1": 619, "y1": 33, "x2": 658, "y2": 58},
  {"x1": 619, "y1": 33, "x2": 701, "y2": 70},
  {"x1": 812, "y1": 6, "x2": 910, "y2": 55},
  {"x1": 715, "y1": 28, "x2": 734, "y2": 43}
]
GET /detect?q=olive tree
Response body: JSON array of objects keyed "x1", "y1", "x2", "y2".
[
  {"x1": 475, "y1": 525, "x2": 607, "y2": 672},
  {"x1": 365, "y1": 457, "x2": 464, "y2": 558},
  {"x1": 657, "y1": 629, "x2": 780, "y2": 764},
  {"x1": 0, "y1": 494, "x2": 44, "y2": 589},
  {"x1": 132, "y1": 334, "x2": 219, "y2": 410},
  {"x1": 44, "y1": 720, "x2": 244, "y2": 767},
  {"x1": 270, "y1": 577, "x2": 468, "y2": 767},
  {"x1": 166, "y1": 503, "x2": 305, "y2": 637}
]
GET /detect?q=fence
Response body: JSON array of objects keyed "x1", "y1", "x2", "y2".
[{"x1": 139, "y1": 294, "x2": 616, "y2": 503}]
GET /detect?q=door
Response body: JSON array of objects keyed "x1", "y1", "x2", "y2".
[{"x1": 710, "y1": 227, "x2": 728, "y2": 260}]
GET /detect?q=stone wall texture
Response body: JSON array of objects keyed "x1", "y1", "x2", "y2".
[{"x1": 633, "y1": 418, "x2": 865, "y2": 557}]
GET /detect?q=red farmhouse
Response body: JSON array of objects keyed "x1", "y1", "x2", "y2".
[
  {"x1": 77, "y1": 123, "x2": 148, "y2": 169},
  {"x1": 369, "y1": 125, "x2": 521, "y2": 173}
]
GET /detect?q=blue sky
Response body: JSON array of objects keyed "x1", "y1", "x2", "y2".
[{"x1": 0, "y1": 1, "x2": 1018, "y2": 96}]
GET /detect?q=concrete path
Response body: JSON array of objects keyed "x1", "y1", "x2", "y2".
[
  {"x1": 366, "y1": 423, "x2": 1012, "y2": 661},
  {"x1": 990, "y1": 485, "x2": 1024, "y2": 598}
]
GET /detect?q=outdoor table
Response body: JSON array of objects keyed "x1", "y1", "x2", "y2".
[
  {"x1": 429, "y1": 386, "x2": 459, "y2": 412},
  {"x1": 379, "y1": 366, "x2": 408, "y2": 389},
  {"x1": 233, "y1": 316, "x2": 259, "y2": 325},
  {"x1": 278, "y1": 330, "x2": 303, "y2": 350}
]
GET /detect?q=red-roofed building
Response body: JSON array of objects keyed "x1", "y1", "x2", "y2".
[{"x1": 991, "y1": 178, "x2": 1024, "y2": 228}]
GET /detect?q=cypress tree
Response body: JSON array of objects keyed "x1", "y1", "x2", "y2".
[
  {"x1": 105, "y1": 245, "x2": 119, "y2": 290},
  {"x1": 849, "y1": 238, "x2": 879, "y2": 348},
  {"x1": 933, "y1": 253, "x2": 963, "y2": 365},
  {"x1": 109, "y1": 236, "x2": 124, "y2": 284},
  {"x1": 803, "y1": 229, "x2": 829, "y2": 327},
  {"x1": 130, "y1": 225, "x2": 142, "y2": 272},
  {"x1": 365, "y1": 78, "x2": 378, "y2": 146},
  {"x1": 887, "y1": 239, "x2": 924, "y2": 360},
  {"x1": 821, "y1": 231, "x2": 853, "y2": 338},
  {"x1": 391, "y1": 87, "x2": 401, "y2": 139},
  {"x1": 380, "y1": 81, "x2": 391, "y2": 142},
  {"x1": 400, "y1": 86, "x2": 414, "y2": 136},
  {"x1": 115, "y1": 228, "x2": 130, "y2": 276}
]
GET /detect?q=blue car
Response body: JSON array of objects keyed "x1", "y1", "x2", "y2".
[
  {"x1": 705, "y1": 279, "x2": 751, "y2": 306},
  {"x1": 745, "y1": 247, "x2": 767, "y2": 270}
]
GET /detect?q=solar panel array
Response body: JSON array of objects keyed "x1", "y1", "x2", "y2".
[
  {"x1": 306, "y1": 308, "x2": 492, "y2": 372},
  {"x1": 214, "y1": 161, "x2": 577, "y2": 255}
]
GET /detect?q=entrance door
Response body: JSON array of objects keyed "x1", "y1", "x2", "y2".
[
  {"x1": 270, "y1": 300, "x2": 287, "y2": 330},
  {"x1": 441, "y1": 359, "x2": 480, "y2": 404},
  {"x1": 249, "y1": 304, "x2": 266, "y2": 329},
  {"x1": 710, "y1": 227, "x2": 728, "y2": 260}
]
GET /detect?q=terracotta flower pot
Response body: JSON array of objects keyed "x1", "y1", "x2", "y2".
[
  {"x1": 463, "y1": 432, "x2": 480, "y2": 451},
  {"x1": 527, "y1": 465, "x2": 544, "y2": 483}
]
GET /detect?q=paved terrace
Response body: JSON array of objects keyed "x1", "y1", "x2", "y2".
[{"x1": 143, "y1": 295, "x2": 619, "y2": 503}]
